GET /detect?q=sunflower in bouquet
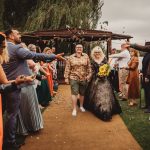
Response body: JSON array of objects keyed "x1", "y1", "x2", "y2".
[{"x1": 98, "y1": 64, "x2": 110, "y2": 77}]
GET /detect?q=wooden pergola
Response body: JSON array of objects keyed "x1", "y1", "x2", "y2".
[
  {"x1": 22, "y1": 28, "x2": 133, "y2": 55},
  {"x1": 22, "y1": 28, "x2": 132, "y2": 81}
]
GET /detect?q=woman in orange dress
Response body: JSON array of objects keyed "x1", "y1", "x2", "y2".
[
  {"x1": 42, "y1": 47, "x2": 54, "y2": 96},
  {"x1": 126, "y1": 48, "x2": 140, "y2": 106}
]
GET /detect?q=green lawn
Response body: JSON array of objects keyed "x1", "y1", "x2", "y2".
[{"x1": 118, "y1": 89, "x2": 150, "y2": 150}]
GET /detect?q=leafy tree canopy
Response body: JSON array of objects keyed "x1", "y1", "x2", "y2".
[{"x1": 1, "y1": 0, "x2": 103, "y2": 32}]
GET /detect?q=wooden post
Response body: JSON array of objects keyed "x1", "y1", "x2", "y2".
[{"x1": 106, "y1": 37, "x2": 112, "y2": 60}]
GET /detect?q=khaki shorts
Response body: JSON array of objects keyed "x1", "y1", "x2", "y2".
[{"x1": 70, "y1": 79, "x2": 88, "y2": 96}]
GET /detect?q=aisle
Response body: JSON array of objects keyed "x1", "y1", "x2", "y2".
[{"x1": 21, "y1": 85, "x2": 142, "y2": 150}]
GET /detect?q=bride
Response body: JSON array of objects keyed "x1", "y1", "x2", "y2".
[{"x1": 84, "y1": 46, "x2": 121, "y2": 121}]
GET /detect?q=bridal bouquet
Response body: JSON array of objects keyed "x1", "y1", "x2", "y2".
[{"x1": 97, "y1": 64, "x2": 110, "y2": 77}]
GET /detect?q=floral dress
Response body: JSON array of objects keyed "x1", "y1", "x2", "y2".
[{"x1": 84, "y1": 58, "x2": 121, "y2": 121}]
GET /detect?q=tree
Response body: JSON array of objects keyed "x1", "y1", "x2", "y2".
[
  {"x1": 0, "y1": 0, "x2": 4, "y2": 30},
  {"x1": 24, "y1": 0, "x2": 104, "y2": 31},
  {"x1": 2, "y1": 0, "x2": 37, "y2": 30},
  {"x1": 1, "y1": 0, "x2": 103, "y2": 31}
]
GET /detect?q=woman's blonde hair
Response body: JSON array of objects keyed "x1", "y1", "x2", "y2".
[
  {"x1": 0, "y1": 33, "x2": 9, "y2": 64},
  {"x1": 43, "y1": 47, "x2": 51, "y2": 54},
  {"x1": 91, "y1": 46, "x2": 105, "y2": 60},
  {"x1": 28, "y1": 44, "x2": 36, "y2": 51}
]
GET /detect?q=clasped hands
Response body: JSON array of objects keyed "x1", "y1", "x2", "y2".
[{"x1": 15, "y1": 75, "x2": 36, "y2": 85}]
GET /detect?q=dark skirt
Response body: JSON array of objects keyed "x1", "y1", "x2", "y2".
[
  {"x1": 84, "y1": 76, "x2": 121, "y2": 121},
  {"x1": 36, "y1": 80, "x2": 52, "y2": 107}
]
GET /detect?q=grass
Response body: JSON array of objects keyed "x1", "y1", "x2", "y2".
[{"x1": 118, "y1": 89, "x2": 150, "y2": 150}]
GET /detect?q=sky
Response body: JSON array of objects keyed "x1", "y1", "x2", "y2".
[{"x1": 98, "y1": 0, "x2": 150, "y2": 49}]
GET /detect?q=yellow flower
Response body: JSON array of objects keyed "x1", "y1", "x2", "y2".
[
  {"x1": 98, "y1": 64, "x2": 110, "y2": 77},
  {"x1": 99, "y1": 66, "x2": 105, "y2": 73},
  {"x1": 103, "y1": 64, "x2": 108, "y2": 68}
]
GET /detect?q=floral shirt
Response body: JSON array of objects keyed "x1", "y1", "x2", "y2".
[{"x1": 64, "y1": 53, "x2": 92, "y2": 81}]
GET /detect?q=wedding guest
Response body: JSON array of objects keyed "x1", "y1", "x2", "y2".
[
  {"x1": 43, "y1": 47, "x2": 52, "y2": 54},
  {"x1": 125, "y1": 48, "x2": 140, "y2": 106},
  {"x1": 28, "y1": 44, "x2": 37, "y2": 52},
  {"x1": 84, "y1": 46, "x2": 122, "y2": 121},
  {"x1": 64, "y1": 44, "x2": 92, "y2": 116},
  {"x1": 109, "y1": 44, "x2": 130, "y2": 100},
  {"x1": 51, "y1": 47, "x2": 56, "y2": 53},
  {"x1": 49, "y1": 59, "x2": 58, "y2": 94},
  {"x1": 0, "y1": 32, "x2": 34, "y2": 149},
  {"x1": 37, "y1": 47, "x2": 52, "y2": 107},
  {"x1": 27, "y1": 44, "x2": 49, "y2": 88},
  {"x1": 125, "y1": 42, "x2": 150, "y2": 113},
  {"x1": 16, "y1": 43, "x2": 47, "y2": 136},
  {"x1": 2, "y1": 28, "x2": 64, "y2": 148},
  {"x1": 42, "y1": 47, "x2": 54, "y2": 96},
  {"x1": 50, "y1": 47, "x2": 59, "y2": 93},
  {"x1": 109, "y1": 48, "x2": 119, "y2": 92}
]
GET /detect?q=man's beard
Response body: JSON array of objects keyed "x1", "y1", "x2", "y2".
[{"x1": 15, "y1": 38, "x2": 22, "y2": 44}]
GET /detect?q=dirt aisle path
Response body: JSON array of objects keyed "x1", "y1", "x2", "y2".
[{"x1": 21, "y1": 85, "x2": 142, "y2": 150}]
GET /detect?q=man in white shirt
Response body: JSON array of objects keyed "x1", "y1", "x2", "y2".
[{"x1": 109, "y1": 44, "x2": 130, "y2": 100}]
